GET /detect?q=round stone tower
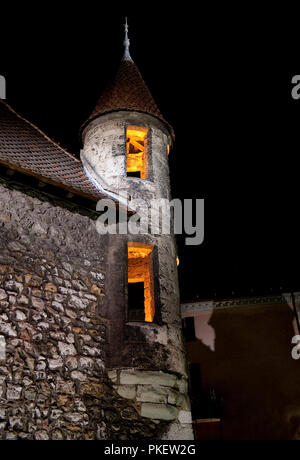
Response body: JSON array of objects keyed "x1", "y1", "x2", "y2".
[{"x1": 80, "y1": 20, "x2": 193, "y2": 440}]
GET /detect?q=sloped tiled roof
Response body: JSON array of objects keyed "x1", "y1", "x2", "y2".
[
  {"x1": 0, "y1": 101, "x2": 105, "y2": 201},
  {"x1": 81, "y1": 59, "x2": 175, "y2": 140}
]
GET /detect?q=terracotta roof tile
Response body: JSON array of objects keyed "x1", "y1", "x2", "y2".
[
  {"x1": 0, "y1": 101, "x2": 105, "y2": 201},
  {"x1": 82, "y1": 59, "x2": 175, "y2": 140}
]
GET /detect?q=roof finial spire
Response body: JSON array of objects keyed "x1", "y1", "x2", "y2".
[{"x1": 123, "y1": 17, "x2": 133, "y2": 62}]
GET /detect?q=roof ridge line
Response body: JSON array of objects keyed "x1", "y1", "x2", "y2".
[{"x1": 0, "y1": 100, "x2": 80, "y2": 163}]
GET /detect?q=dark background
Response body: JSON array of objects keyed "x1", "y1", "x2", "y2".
[{"x1": 1, "y1": 5, "x2": 299, "y2": 301}]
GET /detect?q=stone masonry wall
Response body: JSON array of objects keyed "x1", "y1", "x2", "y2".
[{"x1": 0, "y1": 184, "x2": 183, "y2": 440}]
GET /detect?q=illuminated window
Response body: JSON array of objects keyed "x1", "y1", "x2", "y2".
[
  {"x1": 128, "y1": 242, "x2": 155, "y2": 322},
  {"x1": 126, "y1": 126, "x2": 149, "y2": 179}
]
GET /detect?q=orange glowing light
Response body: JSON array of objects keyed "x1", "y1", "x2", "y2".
[
  {"x1": 126, "y1": 127, "x2": 148, "y2": 179},
  {"x1": 128, "y1": 242, "x2": 155, "y2": 322}
]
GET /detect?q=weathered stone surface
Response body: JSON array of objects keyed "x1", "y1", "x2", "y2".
[
  {"x1": 18, "y1": 295, "x2": 29, "y2": 305},
  {"x1": 45, "y1": 282, "x2": 57, "y2": 293},
  {"x1": 68, "y1": 295, "x2": 89, "y2": 310},
  {"x1": 0, "y1": 321, "x2": 17, "y2": 337},
  {"x1": 51, "y1": 430, "x2": 64, "y2": 440},
  {"x1": 120, "y1": 370, "x2": 177, "y2": 387},
  {"x1": 136, "y1": 385, "x2": 168, "y2": 404},
  {"x1": 8, "y1": 416, "x2": 24, "y2": 430},
  {"x1": 48, "y1": 358, "x2": 64, "y2": 370},
  {"x1": 35, "y1": 430, "x2": 49, "y2": 441},
  {"x1": 78, "y1": 357, "x2": 94, "y2": 372},
  {"x1": 107, "y1": 369, "x2": 118, "y2": 384},
  {"x1": 161, "y1": 422, "x2": 194, "y2": 441},
  {"x1": 25, "y1": 274, "x2": 42, "y2": 287},
  {"x1": 65, "y1": 357, "x2": 78, "y2": 371},
  {"x1": 175, "y1": 394, "x2": 191, "y2": 411},
  {"x1": 178, "y1": 410, "x2": 192, "y2": 424},
  {"x1": 0, "y1": 289, "x2": 7, "y2": 300},
  {"x1": 116, "y1": 385, "x2": 136, "y2": 400},
  {"x1": 56, "y1": 378, "x2": 75, "y2": 395},
  {"x1": 15, "y1": 310, "x2": 26, "y2": 321},
  {"x1": 141, "y1": 403, "x2": 178, "y2": 421},
  {"x1": 6, "y1": 384, "x2": 22, "y2": 400},
  {"x1": 52, "y1": 301, "x2": 64, "y2": 313},
  {"x1": 4, "y1": 280, "x2": 23, "y2": 294},
  {"x1": 58, "y1": 342, "x2": 77, "y2": 357},
  {"x1": 24, "y1": 388, "x2": 37, "y2": 401},
  {"x1": 31, "y1": 297, "x2": 45, "y2": 309},
  {"x1": 6, "y1": 433, "x2": 18, "y2": 440},
  {"x1": 91, "y1": 285, "x2": 103, "y2": 297},
  {"x1": 71, "y1": 371, "x2": 87, "y2": 382},
  {"x1": 167, "y1": 389, "x2": 179, "y2": 405},
  {"x1": 175, "y1": 378, "x2": 188, "y2": 394},
  {"x1": 80, "y1": 382, "x2": 106, "y2": 398}
]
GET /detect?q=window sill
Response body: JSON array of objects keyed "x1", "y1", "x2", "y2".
[
  {"x1": 125, "y1": 321, "x2": 159, "y2": 328},
  {"x1": 126, "y1": 176, "x2": 154, "y2": 184}
]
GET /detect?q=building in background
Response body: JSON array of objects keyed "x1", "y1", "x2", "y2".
[{"x1": 182, "y1": 293, "x2": 300, "y2": 440}]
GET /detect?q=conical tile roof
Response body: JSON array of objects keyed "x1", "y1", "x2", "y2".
[{"x1": 81, "y1": 59, "x2": 174, "y2": 140}]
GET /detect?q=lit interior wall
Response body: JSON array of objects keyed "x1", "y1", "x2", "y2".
[
  {"x1": 126, "y1": 126, "x2": 148, "y2": 179},
  {"x1": 128, "y1": 243, "x2": 155, "y2": 322}
]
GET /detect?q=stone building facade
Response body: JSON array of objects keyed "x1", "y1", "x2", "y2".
[{"x1": 0, "y1": 24, "x2": 193, "y2": 440}]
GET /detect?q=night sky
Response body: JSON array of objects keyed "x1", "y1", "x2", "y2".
[{"x1": 1, "y1": 6, "x2": 300, "y2": 301}]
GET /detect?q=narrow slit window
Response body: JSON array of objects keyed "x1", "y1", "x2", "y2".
[
  {"x1": 126, "y1": 126, "x2": 149, "y2": 179},
  {"x1": 128, "y1": 243, "x2": 155, "y2": 322}
]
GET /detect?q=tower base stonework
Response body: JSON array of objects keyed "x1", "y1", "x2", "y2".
[{"x1": 108, "y1": 369, "x2": 193, "y2": 440}]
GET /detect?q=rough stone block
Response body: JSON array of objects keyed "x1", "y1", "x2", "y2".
[
  {"x1": 58, "y1": 341, "x2": 77, "y2": 357},
  {"x1": 167, "y1": 388, "x2": 180, "y2": 405},
  {"x1": 80, "y1": 382, "x2": 106, "y2": 398},
  {"x1": 15, "y1": 310, "x2": 26, "y2": 321},
  {"x1": 178, "y1": 410, "x2": 192, "y2": 424},
  {"x1": 48, "y1": 358, "x2": 64, "y2": 370},
  {"x1": 68, "y1": 295, "x2": 89, "y2": 310},
  {"x1": 136, "y1": 385, "x2": 168, "y2": 404},
  {"x1": 120, "y1": 369, "x2": 177, "y2": 387},
  {"x1": 71, "y1": 371, "x2": 87, "y2": 382},
  {"x1": 141, "y1": 403, "x2": 178, "y2": 421},
  {"x1": 0, "y1": 408, "x2": 6, "y2": 421},
  {"x1": 31, "y1": 297, "x2": 45, "y2": 309},
  {"x1": 116, "y1": 385, "x2": 136, "y2": 400},
  {"x1": 175, "y1": 377, "x2": 188, "y2": 394},
  {"x1": 0, "y1": 289, "x2": 7, "y2": 300},
  {"x1": 24, "y1": 388, "x2": 37, "y2": 401},
  {"x1": 175, "y1": 394, "x2": 191, "y2": 410},
  {"x1": 4, "y1": 280, "x2": 23, "y2": 294},
  {"x1": 161, "y1": 422, "x2": 194, "y2": 441},
  {"x1": 56, "y1": 379, "x2": 75, "y2": 395},
  {"x1": 6, "y1": 384, "x2": 22, "y2": 400},
  {"x1": 0, "y1": 321, "x2": 17, "y2": 337},
  {"x1": 107, "y1": 369, "x2": 118, "y2": 383},
  {"x1": 35, "y1": 430, "x2": 49, "y2": 440}
]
